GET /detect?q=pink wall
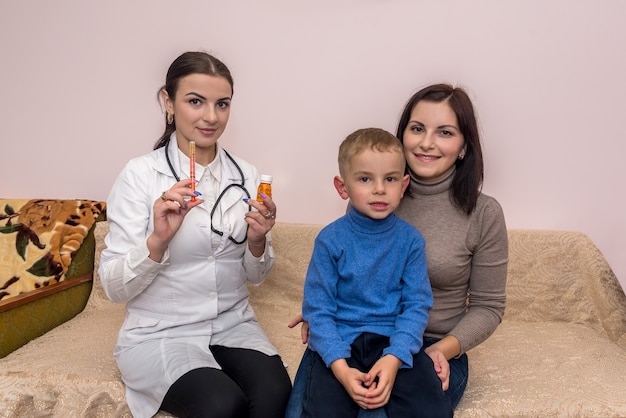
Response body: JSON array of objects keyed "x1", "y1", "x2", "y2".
[{"x1": 1, "y1": 1, "x2": 625, "y2": 291}]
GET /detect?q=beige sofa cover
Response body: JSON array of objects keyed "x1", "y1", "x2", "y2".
[{"x1": 1, "y1": 222, "x2": 625, "y2": 417}]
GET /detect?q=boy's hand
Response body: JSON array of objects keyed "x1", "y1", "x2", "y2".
[
  {"x1": 362, "y1": 355, "x2": 402, "y2": 409},
  {"x1": 330, "y1": 359, "x2": 372, "y2": 409}
]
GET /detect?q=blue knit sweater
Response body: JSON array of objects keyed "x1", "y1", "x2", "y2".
[{"x1": 302, "y1": 207, "x2": 433, "y2": 368}]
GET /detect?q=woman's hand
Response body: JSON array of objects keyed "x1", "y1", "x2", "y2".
[
  {"x1": 148, "y1": 179, "x2": 203, "y2": 262},
  {"x1": 244, "y1": 193, "x2": 277, "y2": 257},
  {"x1": 287, "y1": 314, "x2": 310, "y2": 344},
  {"x1": 424, "y1": 345, "x2": 450, "y2": 391},
  {"x1": 424, "y1": 335, "x2": 461, "y2": 391}
]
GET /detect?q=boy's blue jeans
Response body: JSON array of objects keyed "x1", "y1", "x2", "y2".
[{"x1": 285, "y1": 337, "x2": 467, "y2": 418}]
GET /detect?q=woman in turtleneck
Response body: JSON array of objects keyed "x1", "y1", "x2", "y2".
[
  {"x1": 285, "y1": 83, "x2": 508, "y2": 416},
  {"x1": 393, "y1": 83, "x2": 508, "y2": 410}
]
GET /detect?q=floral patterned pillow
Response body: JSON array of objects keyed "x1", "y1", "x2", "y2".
[{"x1": 0, "y1": 199, "x2": 105, "y2": 302}]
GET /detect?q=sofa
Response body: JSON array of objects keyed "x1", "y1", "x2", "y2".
[{"x1": 1, "y1": 220, "x2": 626, "y2": 417}]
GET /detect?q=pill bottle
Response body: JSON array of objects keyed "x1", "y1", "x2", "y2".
[{"x1": 256, "y1": 175, "x2": 273, "y2": 202}]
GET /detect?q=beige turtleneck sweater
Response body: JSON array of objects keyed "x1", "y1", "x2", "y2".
[{"x1": 395, "y1": 169, "x2": 508, "y2": 355}]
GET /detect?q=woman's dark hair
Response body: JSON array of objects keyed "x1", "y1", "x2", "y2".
[
  {"x1": 153, "y1": 51, "x2": 234, "y2": 150},
  {"x1": 396, "y1": 83, "x2": 484, "y2": 215}
]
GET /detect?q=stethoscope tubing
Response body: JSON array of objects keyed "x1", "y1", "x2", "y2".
[{"x1": 164, "y1": 140, "x2": 251, "y2": 244}]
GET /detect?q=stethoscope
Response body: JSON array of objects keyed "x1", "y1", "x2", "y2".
[{"x1": 165, "y1": 140, "x2": 251, "y2": 244}]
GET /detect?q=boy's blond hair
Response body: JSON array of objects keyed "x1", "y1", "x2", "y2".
[{"x1": 338, "y1": 128, "x2": 404, "y2": 177}]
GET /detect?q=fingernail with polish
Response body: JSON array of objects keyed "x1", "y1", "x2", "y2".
[
  {"x1": 260, "y1": 193, "x2": 267, "y2": 199},
  {"x1": 243, "y1": 198, "x2": 249, "y2": 203},
  {"x1": 193, "y1": 191, "x2": 202, "y2": 196}
]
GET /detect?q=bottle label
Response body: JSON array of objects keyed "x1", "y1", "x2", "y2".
[{"x1": 257, "y1": 183, "x2": 272, "y2": 202}]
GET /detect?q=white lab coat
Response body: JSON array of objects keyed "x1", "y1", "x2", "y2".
[{"x1": 99, "y1": 137, "x2": 278, "y2": 418}]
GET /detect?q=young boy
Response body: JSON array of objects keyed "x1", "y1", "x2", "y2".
[{"x1": 301, "y1": 128, "x2": 453, "y2": 417}]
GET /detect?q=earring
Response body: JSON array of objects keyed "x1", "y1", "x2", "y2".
[
  {"x1": 167, "y1": 113, "x2": 174, "y2": 125},
  {"x1": 458, "y1": 153, "x2": 465, "y2": 160}
]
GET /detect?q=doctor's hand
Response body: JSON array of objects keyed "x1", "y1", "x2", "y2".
[
  {"x1": 244, "y1": 194, "x2": 277, "y2": 256},
  {"x1": 148, "y1": 179, "x2": 203, "y2": 262}
]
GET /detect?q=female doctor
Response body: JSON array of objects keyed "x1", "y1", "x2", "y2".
[{"x1": 99, "y1": 51, "x2": 291, "y2": 418}]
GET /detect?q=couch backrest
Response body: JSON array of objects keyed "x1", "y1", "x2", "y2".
[
  {"x1": 247, "y1": 223, "x2": 321, "y2": 322},
  {"x1": 260, "y1": 224, "x2": 626, "y2": 348},
  {"x1": 505, "y1": 230, "x2": 626, "y2": 347},
  {"x1": 94, "y1": 222, "x2": 626, "y2": 349}
]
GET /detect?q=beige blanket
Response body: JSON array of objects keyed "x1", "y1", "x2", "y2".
[{"x1": 1, "y1": 222, "x2": 625, "y2": 417}]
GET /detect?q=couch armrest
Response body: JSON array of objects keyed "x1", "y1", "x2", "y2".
[{"x1": 0, "y1": 199, "x2": 106, "y2": 357}]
